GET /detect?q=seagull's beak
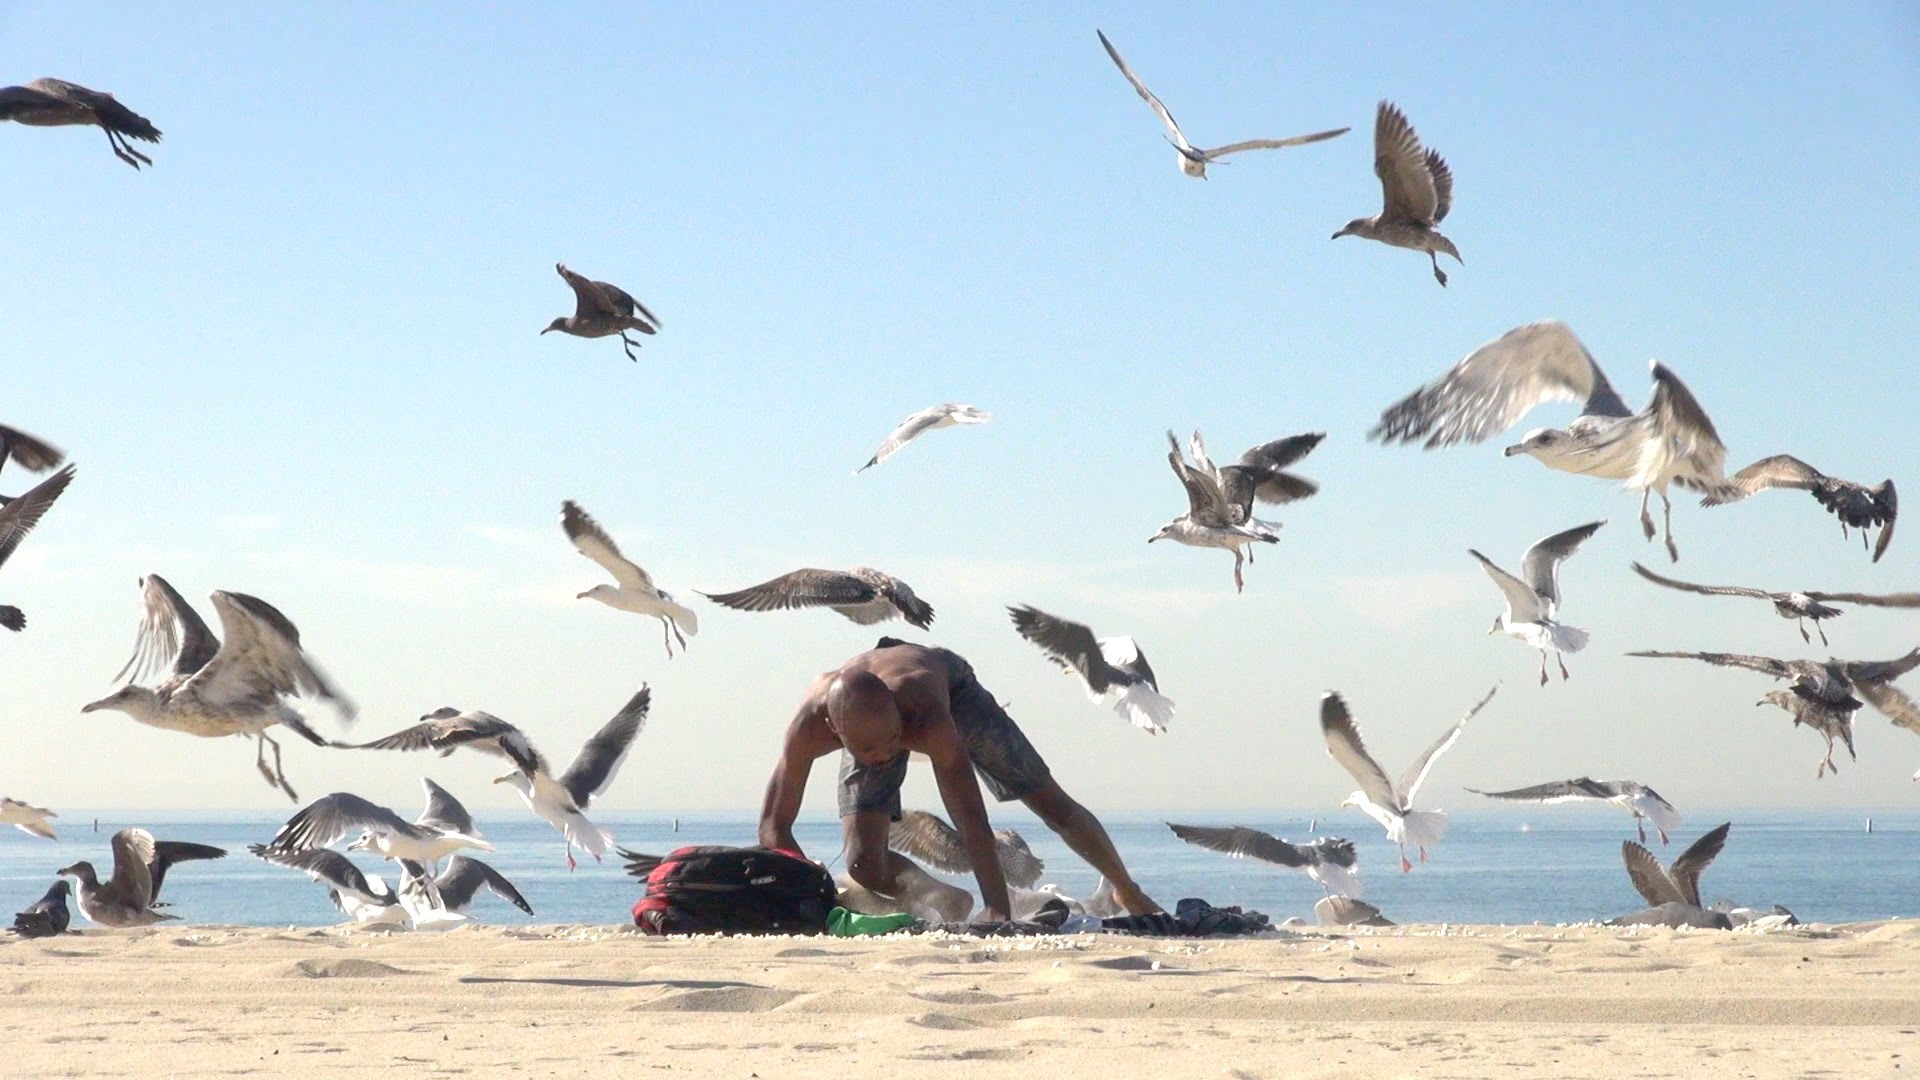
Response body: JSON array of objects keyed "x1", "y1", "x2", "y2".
[
  {"x1": 1502, "y1": 444, "x2": 1525, "y2": 457},
  {"x1": 346, "y1": 837, "x2": 368, "y2": 852},
  {"x1": 1330, "y1": 228, "x2": 1346, "y2": 240},
  {"x1": 56, "y1": 863, "x2": 79, "y2": 878},
  {"x1": 539, "y1": 326, "x2": 554, "y2": 335},
  {"x1": 575, "y1": 591, "x2": 591, "y2": 600},
  {"x1": 492, "y1": 775, "x2": 512, "y2": 785},
  {"x1": 80, "y1": 698, "x2": 108, "y2": 714}
]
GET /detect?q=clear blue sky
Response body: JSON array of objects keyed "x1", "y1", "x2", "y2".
[{"x1": 3, "y1": 3, "x2": 1918, "y2": 817}]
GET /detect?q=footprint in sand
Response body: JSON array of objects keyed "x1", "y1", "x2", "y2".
[
  {"x1": 910, "y1": 988, "x2": 1014, "y2": 1006},
  {"x1": 907, "y1": 1012, "x2": 990, "y2": 1031},
  {"x1": 281, "y1": 959, "x2": 419, "y2": 979},
  {"x1": 630, "y1": 986, "x2": 802, "y2": 1013}
]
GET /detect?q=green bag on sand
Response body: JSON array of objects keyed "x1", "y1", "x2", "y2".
[{"x1": 826, "y1": 906, "x2": 916, "y2": 937}]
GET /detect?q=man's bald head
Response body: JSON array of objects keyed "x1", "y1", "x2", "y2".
[{"x1": 827, "y1": 670, "x2": 903, "y2": 765}]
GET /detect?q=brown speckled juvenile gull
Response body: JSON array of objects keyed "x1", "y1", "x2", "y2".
[
  {"x1": 542, "y1": 263, "x2": 660, "y2": 362},
  {"x1": 0, "y1": 78, "x2": 161, "y2": 168},
  {"x1": 700, "y1": 567, "x2": 934, "y2": 629},
  {"x1": 1332, "y1": 101, "x2": 1460, "y2": 286},
  {"x1": 1703, "y1": 455, "x2": 1897, "y2": 562}
]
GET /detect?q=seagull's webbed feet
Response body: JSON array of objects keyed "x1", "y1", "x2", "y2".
[
  {"x1": 1799, "y1": 620, "x2": 1812, "y2": 644},
  {"x1": 565, "y1": 845, "x2": 577, "y2": 873},
  {"x1": 660, "y1": 618, "x2": 676, "y2": 659},
  {"x1": 1661, "y1": 491, "x2": 1679, "y2": 562},
  {"x1": 1429, "y1": 251, "x2": 1447, "y2": 287},
  {"x1": 1639, "y1": 490, "x2": 1656, "y2": 541},
  {"x1": 257, "y1": 733, "x2": 299, "y2": 803},
  {"x1": 1400, "y1": 853, "x2": 1413, "y2": 873},
  {"x1": 103, "y1": 127, "x2": 150, "y2": 169},
  {"x1": 672, "y1": 621, "x2": 689, "y2": 653},
  {"x1": 1419, "y1": 847, "x2": 1429, "y2": 863},
  {"x1": 1657, "y1": 828, "x2": 1670, "y2": 845},
  {"x1": 1557, "y1": 654, "x2": 1572, "y2": 681},
  {"x1": 1816, "y1": 621, "x2": 1830, "y2": 647},
  {"x1": 1538, "y1": 653, "x2": 1550, "y2": 686},
  {"x1": 620, "y1": 333, "x2": 642, "y2": 362}
]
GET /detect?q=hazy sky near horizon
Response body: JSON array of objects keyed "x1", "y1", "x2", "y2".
[{"x1": 4, "y1": 3, "x2": 1919, "y2": 820}]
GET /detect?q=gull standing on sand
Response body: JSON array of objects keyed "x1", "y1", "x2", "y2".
[
  {"x1": 0, "y1": 797, "x2": 57, "y2": 839},
  {"x1": 1165, "y1": 824, "x2": 1361, "y2": 897},
  {"x1": 0, "y1": 78, "x2": 161, "y2": 168},
  {"x1": 1631, "y1": 562, "x2": 1920, "y2": 646},
  {"x1": 1621, "y1": 822, "x2": 1730, "y2": 911},
  {"x1": 1332, "y1": 101, "x2": 1459, "y2": 286},
  {"x1": 1471, "y1": 520, "x2": 1605, "y2": 685},
  {"x1": 82, "y1": 575, "x2": 355, "y2": 801},
  {"x1": 0, "y1": 423, "x2": 64, "y2": 501},
  {"x1": 701, "y1": 567, "x2": 934, "y2": 629},
  {"x1": 57, "y1": 828, "x2": 225, "y2": 927},
  {"x1": 342, "y1": 687, "x2": 650, "y2": 870},
  {"x1": 1468, "y1": 778, "x2": 1682, "y2": 845},
  {"x1": 1093, "y1": 29, "x2": 1347, "y2": 180},
  {"x1": 1320, "y1": 686, "x2": 1497, "y2": 872},
  {"x1": 9, "y1": 880, "x2": 71, "y2": 938},
  {"x1": 1154, "y1": 431, "x2": 1323, "y2": 593},
  {"x1": 542, "y1": 263, "x2": 659, "y2": 362},
  {"x1": 887, "y1": 809, "x2": 1046, "y2": 890},
  {"x1": 854, "y1": 404, "x2": 991, "y2": 474},
  {"x1": 1703, "y1": 455, "x2": 1897, "y2": 562},
  {"x1": 1007, "y1": 604, "x2": 1175, "y2": 734},
  {"x1": 1372, "y1": 321, "x2": 1736, "y2": 561},
  {"x1": 0, "y1": 464, "x2": 76, "y2": 632},
  {"x1": 562, "y1": 500, "x2": 697, "y2": 658},
  {"x1": 259, "y1": 791, "x2": 493, "y2": 867},
  {"x1": 1629, "y1": 648, "x2": 1920, "y2": 777}
]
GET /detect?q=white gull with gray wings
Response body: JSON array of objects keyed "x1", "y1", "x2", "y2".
[
  {"x1": 260, "y1": 790, "x2": 492, "y2": 867},
  {"x1": 855, "y1": 403, "x2": 990, "y2": 474},
  {"x1": 1468, "y1": 778, "x2": 1681, "y2": 845},
  {"x1": 700, "y1": 568, "x2": 933, "y2": 629},
  {"x1": 83, "y1": 575, "x2": 355, "y2": 801},
  {"x1": 1007, "y1": 604, "x2": 1174, "y2": 734},
  {"x1": 1321, "y1": 685, "x2": 1497, "y2": 872},
  {"x1": 562, "y1": 499, "x2": 697, "y2": 657},
  {"x1": 1166, "y1": 823, "x2": 1361, "y2": 897},
  {"x1": 1471, "y1": 520, "x2": 1604, "y2": 685}
]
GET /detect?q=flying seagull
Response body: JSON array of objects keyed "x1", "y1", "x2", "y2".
[
  {"x1": 57, "y1": 828, "x2": 225, "y2": 927},
  {"x1": 0, "y1": 78, "x2": 161, "y2": 168},
  {"x1": 0, "y1": 464, "x2": 76, "y2": 632},
  {"x1": 0, "y1": 423, "x2": 64, "y2": 501},
  {"x1": 1631, "y1": 562, "x2": 1920, "y2": 646},
  {"x1": 1332, "y1": 101, "x2": 1460, "y2": 286},
  {"x1": 541, "y1": 263, "x2": 659, "y2": 362},
  {"x1": 1371, "y1": 321, "x2": 1736, "y2": 561},
  {"x1": 1166, "y1": 823, "x2": 1361, "y2": 897},
  {"x1": 1094, "y1": 29, "x2": 1347, "y2": 180},
  {"x1": 10, "y1": 880, "x2": 71, "y2": 938},
  {"x1": 1703, "y1": 455, "x2": 1897, "y2": 562},
  {"x1": 403, "y1": 856, "x2": 535, "y2": 920},
  {"x1": 1622, "y1": 822, "x2": 1731, "y2": 909},
  {"x1": 1153, "y1": 430, "x2": 1323, "y2": 593},
  {"x1": 83, "y1": 575, "x2": 355, "y2": 801},
  {"x1": 248, "y1": 846, "x2": 457, "y2": 928},
  {"x1": 259, "y1": 790, "x2": 493, "y2": 867},
  {"x1": 887, "y1": 809, "x2": 1046, "y2": 890},
  {"x1": 855, "y1": 403, "x2": 991, "y2": 474},
  {"x1": 561, "y1": 499, "x2": 697, "y2": 658},
  {"x1": 1468, "y1": 778, "x2": 1681, "y2": 845},
  {"x1": 1471, "y1": 520, "x2": 1605, "y2": 685},
  {"x1": 1321, "y1": 685, "x2": 1497, "y2": 872},
  {"x1": 1007, "y1": 604, "x2": 1175, "y2": 734},
  {"x1": 341, "y1": 687, "x2": 650, "y2": 870},
  {"x1": 0, "y1": 797, "x2": 57, "y2": 839},
  {"x1": 700, "y1": 568, "x2": 933, "y2": 629},
  {"x1": 1629, "y1": 649, "x2": 1920, "y2": 777}
]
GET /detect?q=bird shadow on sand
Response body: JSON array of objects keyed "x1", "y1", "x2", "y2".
[{"x1": 457, "y1": 975, "x2": 767, "y2": 991}]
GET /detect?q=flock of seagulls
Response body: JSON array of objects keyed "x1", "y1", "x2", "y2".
[{"x1": 2, "y1": 27, "x2": 1912, "y2": 935}]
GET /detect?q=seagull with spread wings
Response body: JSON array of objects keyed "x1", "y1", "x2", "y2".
[
  {"x1": 57, "y1": 828, "x2": 225, "y2": 927},
  {"x1": 82, "y1": 575, "x2": 355, "y2": 801},
  {"x1": 1468, "y1": 778, "x2": 1681, "y2": 845},
  {"x1": 1165, "y1": 824, "x2": 1361, "y2": 897},
  {"x1": 1153, "y1": 430, "x2": 1322, "y2": 593},
  {"x1": 259, "y1": 789, "x2": 493, "y2": 869},
  {"x1": 0, "y1": 463, "x2": 75, "y2": 632},
  {"x1": 341, "y1": 687, "x2": 650, "y2": 869},
  {"x1": 854, "y1": 403, "x2": 991, "y2": 474},
  {"x1": 1702, "y1": 455, "x2": 1896, "y2": 562},
  {"x1": 402, "y1": 856, "x2": 535, "y2": 921},
  {"x1": 561, "y1": 500, "x2": 697, "y2": 657},
  {"x1": 1320, "y1": 686, "x2": 1497, "y2": 872},
  {"x1": 248, "y1": 846, "x2": 453, "y2": 928},
  {"x1": 1621, "y1": 822, "x2": 1731, "y2": 910},
  {"x1": 887, "y1": 809, "x2": 1045, "y2": 890},
  {"x1": 1332, "y1": 101, "x2": 1460, "y2": 286},
  {"x1": 541, "y1": 263, "x2": 659, "y2": 362},
  {"x1": 700, "y1": 567, "x2": 933, "y2": 629},
  {"x1": 1471, "y1": 520, "x2": 1605, "y2": 685},
  {"x1": 1094, "y1": 29, "x2": 1347, "y2": 180},
  {"x1": 1007, "y1": 604, "x2": 1174, "y2": 734},
  {"x1": 0, "y1": 78, "x2": 161, "y2": 168},
  {"x1": 1631, "y1": 562, "x2": 1920, "y2": 646},
  {"x1": 1372, "y1": 321, "x2": 1737, "y2": 562},
  {"x1": 0, "y1": 797, "x2": 57, "y2": 840},
  {"x1": 1629, "y1": 649, "x2": 1920, "y2": 777}
]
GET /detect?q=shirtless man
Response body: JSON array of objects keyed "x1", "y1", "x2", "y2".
[{"x1": 758, "y1": 638, "x2": 1158, "y2": 920}]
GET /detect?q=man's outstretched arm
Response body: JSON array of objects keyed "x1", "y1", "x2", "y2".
[
  {"x1": 911, "y1": 681, "x2": 1011, "y2": 920},
  {"x1": 758, "y1": 700, "x2": 828, "y2": 854}
]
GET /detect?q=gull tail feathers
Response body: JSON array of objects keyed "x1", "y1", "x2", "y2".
[
  {"x1": 1111, "y1": 685, "x2": 1174, "y2": 734},
  {"x1": 565, "y1": 815, "x2": 614, "y2": 862},
  {"x1": 1399, "y1": 810, "x2": 1449, "y2": 851},
  {"x1": 1551, "y1": 623, "x2": 1592, "y2": 654},
  {"x1": 1311, "y1": 862, "x2": 1363, "y2": 899}
]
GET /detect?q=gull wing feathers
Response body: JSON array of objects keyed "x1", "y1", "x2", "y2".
[
  {"x1": 1319, "y1": 693, "x2": 1399, "y2": 811},
  {"x1": 1204, "y1": 129, "x2": 1351, "y2": 157},
  {"x1": 1096, "y1": 29, "x2": 1190, "y2": 151},
  {"x1": 248, "y1": 845, "x2": 389, "y2": 908},
  {"x1": 1519, "y1": 521, "x2": 1605, "y2": 611},
  {"x1": 1469, "y1": 778, "x2": 1614, "y2": 804},
  {"x1": 148, "y1": 841, "x2": 226, "y2": 903},
  {"x1": 561, "y1": 500, "x2": 654, "y2": 591},
  {"x1": 183, "y1": 591, "x2": 355, "y2": 719},
  {"x1": 887, "y1": 810, "x2": 1045, "y2": 887},
  {"x1": 1630, "y1": 562, "x2": 1772, "y2": 600},
  {"x1": 1470, "y1": 550, "x2": 1545, "y2": 623},
  {"x1": 115, "y1": 574, "x2": 220, "y2": 685},
  {"x1": 263, "y1": 793, "x2": 421, "y2": 854},
  {"x1": 0, "y1": 463, "x2": 73, "y2": 569},
  {"x1": 1373, "y1": 101, "x2": 1443, "y2": 223},
  {"x1": 1621, "y1": 840, "x2": 1681, "y2": 906},
  {"x1": 1370, "y1": 322, "x2": 1632, "y2": 449},
  {"x1": 1667, "y1": 822, "x2": 1731, "y2": 907},
  {"x1": 435, "y1": 856, "x2": 534, "y2": 916},
  {"x1": 104, "y1": 828, "x2": 158, "y2": 911},
  {"x1": 1008, "y1": 605, "x2": 1128, "y2": 694},
  {"x1": 1166, "y1": 823, "x2": 1312, "y2": 868},
  {"x1": 1628, "y1": 650, "x2": 1797, "y2": 680},
  {"x1": 416, "y1": 778, "x2": 475, "y2": 836},
  {"x1": 1397, "y1": 684, "x2": 1497, "y2": 806},
  {"x1": 0, "y1": 425, "x2": 65, "y2": 472},
  {"x1": 558, "y1": 685, "x2": 649, "y2": 808}
]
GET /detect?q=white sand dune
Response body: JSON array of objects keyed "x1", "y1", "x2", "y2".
[{"x1": 5, "y1": 921, "x2": 1918, "y2": 1076}]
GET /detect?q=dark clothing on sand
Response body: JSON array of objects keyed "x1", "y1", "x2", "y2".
[{"x1": 836, "y1": 638, "x2": 1052, "y2": 820}]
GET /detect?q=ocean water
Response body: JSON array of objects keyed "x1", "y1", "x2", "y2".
[{"x1": 5, "y1": 808, "x2": 1916, "y2": 928}]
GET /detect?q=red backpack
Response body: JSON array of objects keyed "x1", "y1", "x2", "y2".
[{"x1": 626, "y1": 845, "x2": 838, "y2": 936}]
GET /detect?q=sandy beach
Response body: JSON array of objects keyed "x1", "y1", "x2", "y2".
[{"x1": 4, "y1": 921, "x2": 1916, "y2": 1078}]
